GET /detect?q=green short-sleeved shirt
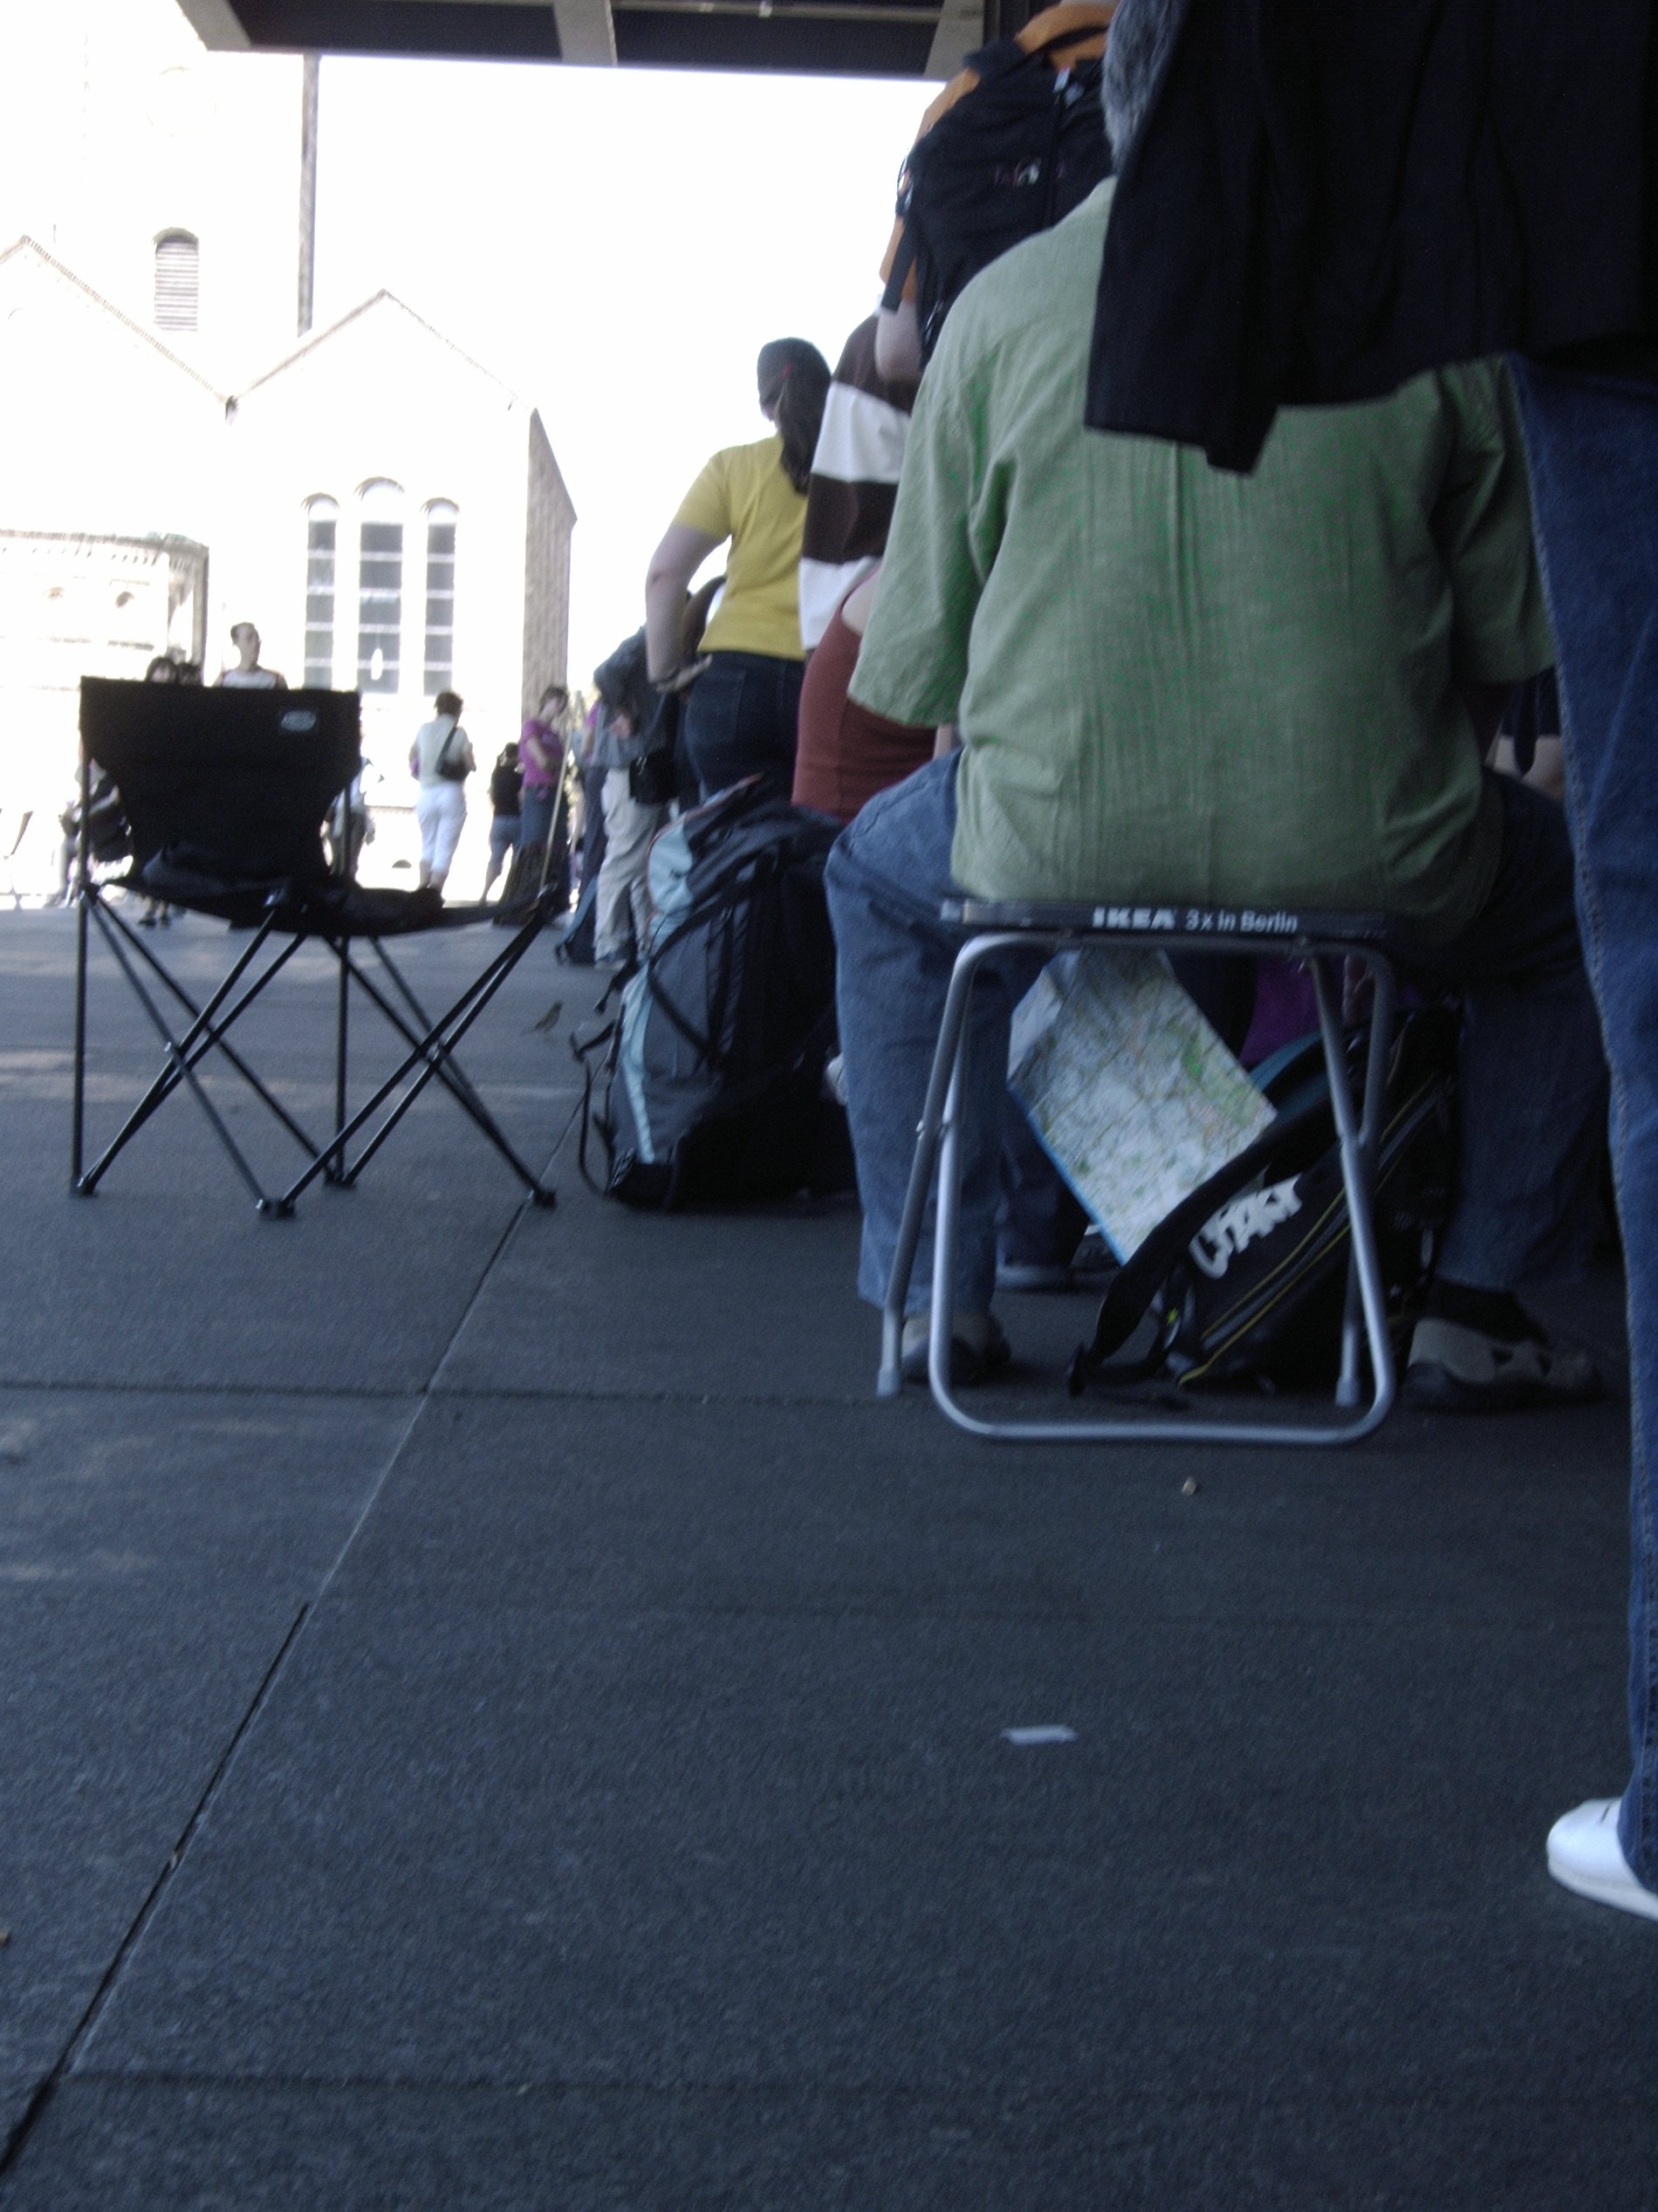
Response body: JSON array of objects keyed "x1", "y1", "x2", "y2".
[{"x1": 850, "y1": 181, "x2": 1553, "y2": 936}]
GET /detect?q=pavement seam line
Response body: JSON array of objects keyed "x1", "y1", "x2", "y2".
[
  {"x1": 0, "y1": 1600, "x2": 314, "y2": 2177},
  {"x1": 0, "y1": 1173, "x2": 545, "y2": 2181}
]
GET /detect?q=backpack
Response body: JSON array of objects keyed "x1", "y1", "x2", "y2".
[
  {"x1": 1067, "y1": 1007, "x2": 1459, "y2": 1398},
  {"x1": 572, "y1": 781, "x2": 848, "y2": 1209},
  {"x1": 885, "y1": 32, "x2": 1113, "y2": 366}
]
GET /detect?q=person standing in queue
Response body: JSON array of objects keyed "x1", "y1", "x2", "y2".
[
  {"x1": 643, "y1": 339, "x2": 831, "y2": 802},
  {"x1": 409, "y1": 689, "x2": 474, "y2": 896}
]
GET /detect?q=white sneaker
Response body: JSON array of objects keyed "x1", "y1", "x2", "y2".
[{"x1": 1545, "y1": 1798, "x2": 1658, "y2": 1921}]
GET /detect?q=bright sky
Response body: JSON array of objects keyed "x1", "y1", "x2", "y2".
[{"x1": 311, "y1": 58, "x2": 926, "y2": 688}]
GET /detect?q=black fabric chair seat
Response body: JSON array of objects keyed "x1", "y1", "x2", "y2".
[{"x1": 134, "y1": 855, "x2": 500, "y2": 938}]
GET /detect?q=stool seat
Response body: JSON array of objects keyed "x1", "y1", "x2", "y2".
[{"x1": 944, "y1": 896, "x2": 1392, "y2": 948}]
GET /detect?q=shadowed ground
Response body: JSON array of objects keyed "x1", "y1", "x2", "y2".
[{"x1": 0, "y1": 907, "x2": 1649, "y2": 2209}]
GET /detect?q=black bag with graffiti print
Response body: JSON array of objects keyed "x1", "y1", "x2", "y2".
[{"x1": 1068, "y1": 1007, "x2": 1459, "y2": 1397}]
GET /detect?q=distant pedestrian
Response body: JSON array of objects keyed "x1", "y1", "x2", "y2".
[
  {"x1": 216, "y1": 622, "x2": 287, "y2": 690},
  {"x1": 409, "y1": 689, "x2": 474, "y2": 895},
  {"x1": 516, "y1": 686, "x2": 568, "y2": 894},
  {"x1": 483, "y1": 741, "x2": 524, "y2": 901}
]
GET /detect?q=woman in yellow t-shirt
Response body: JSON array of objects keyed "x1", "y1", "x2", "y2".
[{"x1": 644, "y1": 338, "x2": 831, "y2": 801}]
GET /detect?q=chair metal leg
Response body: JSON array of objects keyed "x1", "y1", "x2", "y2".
[
  {"x1": 74, "y1": 902, "x2": 321, "y2": 1195},
  {"x1": 367, "y1": 942, "x2": 494, "y2": 1124},
  {"x1": 93, "y1": 908, "x2": 318, "y2": 1158},
  {"x1": 75, "y1": 899, "x2": 283, "y2": 1210},
  {"x1": 277, "y1": 909, "x2": 558, "y2": 1208},
  {"x1": 328, "y1": 937, "x2": 350, "y2": 1183},
  {"x1": 1312, "y1": 956, "x2": 1396, "y2": 1437},
  {"x1": 885, "y1": 926, "x2": 1401, "y2": 1448},
  {"x1": 71, "y1": 887, "x2": 90, "y2": 1189},
  {"x1": 928, "y1": 1034, "x2": 969, "y2": 1403},
  {"x1": 877, "y1": 935, "x2": 1006, "y2": 1398},
  {"x1": 1332, "y1": 955, "x2": 1398, "y2": 1407}
]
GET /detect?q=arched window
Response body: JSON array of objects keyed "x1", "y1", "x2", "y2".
[
  {"x1": 154, "y1": 231, "x2": 200, "y2": 332},
  {"x1": 422, "y1": 501, "x2": 458, "y2": 695},
  {"x1": 303, "y1": 496, "x2": 339, "y2": 688},
  {"x1": 356, "y1": 480, "x2": 403, "y2": 695}
]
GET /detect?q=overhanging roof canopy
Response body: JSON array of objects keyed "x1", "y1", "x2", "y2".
[{"x1": 175, "y1": 0, "x2": 991, "y2": 79}]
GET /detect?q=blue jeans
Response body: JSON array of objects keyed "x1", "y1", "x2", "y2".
[
  {"x1": 682, "y1": 651, "x2": 803, "y2": 804},
  {"x1": 826, "y1": 750, "x2": 1603, "y2": 1318},
  {"x1": 1511, "y1": 360, "x2": 1658, "y2": 1893}
]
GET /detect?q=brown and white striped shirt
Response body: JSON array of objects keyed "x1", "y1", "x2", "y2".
[{"x1": 798, "y1": 316, "x2": 916, "y2": 651}]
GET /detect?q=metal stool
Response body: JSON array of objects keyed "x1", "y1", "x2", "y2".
[{"x1": 879, "y1": 899, "x2": 1399, "y2": 1447}]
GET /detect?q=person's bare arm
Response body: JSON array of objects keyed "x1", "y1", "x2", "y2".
[
  {"x1": 839, "y1": 570, "x2": 881, "y2": 638},
  {"x1": 645, "y1": 524, "x2": 719, "y2": 681}
]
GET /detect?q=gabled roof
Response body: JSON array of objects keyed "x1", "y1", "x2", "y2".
[
  {"x1": 0, "y1": 237, "x2": 226, "y2": 400},
  {"x1": 236, "y1": 288, "x2": 521, "y2": 403}
]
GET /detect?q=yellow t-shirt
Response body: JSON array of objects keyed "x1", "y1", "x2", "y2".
[{"x1": 673, "y1": 435, "x2": 806, "y2": 661}]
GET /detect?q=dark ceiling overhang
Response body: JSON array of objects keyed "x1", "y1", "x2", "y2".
[{"x1": 175, "y1": 0, "x2": 990, "y2": 79}]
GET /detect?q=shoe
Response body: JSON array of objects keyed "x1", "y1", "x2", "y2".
[
  {"x1": 1403, "y1": 1315, "x2": 1601, "y2": 1412},
  {"x1": 1546, "y1": 1798, "x2": 1658, "y2": 1922},
  {"x1": 995, "y1": 1260, "x2": 1074, "y2": 1294},
  {"x1": 900, "y1": 1310, "x2": 1011, "y2": 1387}
]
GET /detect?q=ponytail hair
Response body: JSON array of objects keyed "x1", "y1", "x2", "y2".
[{"x1": 757, "y1": 338, "x2": 832, "y2": 494}]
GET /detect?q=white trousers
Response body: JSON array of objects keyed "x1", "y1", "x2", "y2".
[
  {"x1": 415, "y1": 782, "x2": 467, "y2": 876},
  {"x1": 594, "y1": 768, "x2": 667, "y2": 962}
]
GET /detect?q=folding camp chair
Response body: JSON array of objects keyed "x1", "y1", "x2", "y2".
[
  {"x1": 880, "y1": 898, "x2": 1398, "y2": 1447},
  {"x1": 71, "y1": 677, "x2": 559, "y2": 1217}
]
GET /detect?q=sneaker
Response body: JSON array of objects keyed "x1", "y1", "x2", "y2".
[
  {"x1": 1546, "y1": 1798, "x2": 1658, "y2": 1922},
  {"x1": 1404, "y1": 1315, "x2": 1601, "y2": 1412},
  {"x1": 900, "y1": 1310, "x2": 1011, "y2": 1387}
]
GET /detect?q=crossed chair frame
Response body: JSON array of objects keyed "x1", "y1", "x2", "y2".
[{"x1": 68, "y1": 732, "x2": 565, "y2": 1219}]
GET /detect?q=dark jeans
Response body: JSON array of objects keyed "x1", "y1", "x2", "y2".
[
  {"x1": 1511, "y1": 358, "x2": 1658, "y2": 1892},
  {"x1": 826, "y1": 751, "x2": 1604, "y2": 1320},
  {"x1": 682, "y1": 651, "x2": 804, "y2": 804}
]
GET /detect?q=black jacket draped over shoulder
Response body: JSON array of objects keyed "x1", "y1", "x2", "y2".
[{"x1": 1087, "y1": 0, "x2": 1658, "y2": 471}]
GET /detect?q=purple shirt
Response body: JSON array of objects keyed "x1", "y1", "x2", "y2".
[{"x1": 519, "y1": 717, "x2": 563, "y2": 790}]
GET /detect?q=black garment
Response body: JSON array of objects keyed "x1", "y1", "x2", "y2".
[
  {"x1": 1500, "y1": 670, "x2": 1561, "y2": 778},
  {"x1": 490, "y1": 760, "x2": 524, "y2": 816},
  {"x1": 593, "y1": 629, "x2": 654, "y2": 734},
  {"x1": 1088, "y1": 0, "x2": 1658, "y2": 470}
]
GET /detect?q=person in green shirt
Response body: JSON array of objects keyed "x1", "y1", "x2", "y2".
[{"x1": 827, "y1": 178, "x2": 1607, "y2": 1399}]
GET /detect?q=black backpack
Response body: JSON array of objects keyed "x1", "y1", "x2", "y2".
[
  {"x1": 1068, "y1": 1008, "x2": 1459, "y2": 1397},
  {"x1": 572, "y1": 782, "x2": 849, "y2": 1209},
  {"x1": 885, "y1": 32, "x2": 1113, "y2": 366}
]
